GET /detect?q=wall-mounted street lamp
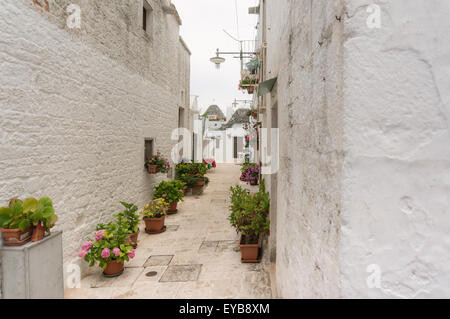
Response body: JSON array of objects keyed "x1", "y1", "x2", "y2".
[
  {"x1": 210, "y1": 46, "x2": 256, "y2": 71},
  {"x1": 210, "y1": 49, "x2": 226, "y2": 69}
]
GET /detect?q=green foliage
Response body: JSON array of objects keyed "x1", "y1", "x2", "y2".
[
  {"x1": 228, "y1": 181, "x2": 270, "y2": 245},
  {"x1": 153, "y1": 181, "x2": 185, "y2": 204},
  {"x1": 0, "y1": 196, "x2": 57, "y2": 232},
  {"x1": 29, "y1": 197, "x2": 58, "y2": 233},
  {"x1": 141, "y1": 199, "x2": 168, "y2": 219},
  {"x1": 83, "y1": 221, "x2": 134, "y2": 270},
  {"x1": 175, "y1": 163, "x2": 208, "y2": 187},
  {"x1": 115, "y1": 202, "x2": 140, "y2": 234}
]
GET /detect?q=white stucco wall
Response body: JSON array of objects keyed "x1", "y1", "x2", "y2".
[
  {"x1": 261, "y1": 0, "x2": 450, "y2": 299},
  {"x1": 340, "y1": 0, "x2": 450, "y2": 298},
  {"x1": 0, "y1": 0, "x2": 189, "y2": 286},
  {"x1": 262, "y1": 0, "x2": 344, "y2": 298}
]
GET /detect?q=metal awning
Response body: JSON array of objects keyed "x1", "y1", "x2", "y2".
[{"x1": 257, "y1": 77, "x2": 277, "y2": 96}]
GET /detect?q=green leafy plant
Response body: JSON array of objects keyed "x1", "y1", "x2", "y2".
[
  {"x1": 228, "y1": 181, "x2": 270, "y2": 244},
  {"x1": 115, "y1": 202, "x2": 140, "y2": 234},
  {"x1": 29, "y1": 197, "x2": 58, "y2": 233},
  {"x1": 79, "y1": 220, "x2": 135, "y2": 270},
  {"x1": 145, "y1": 151, "x2": 171, "y2": 173},
  {"x1": 141, "y1": 199, "x2": 168, "y2": 219},
  {"x1": 0, "y1": 197, "x2": 57, "y2": 233},
  {"x1": 175, "y1": 163, "x2": 208, "y2": 187},
  {"x1": 0, "y1": 198, "x2": 31, "y2": 231},
  {"x1": 153, "y1": 181, "x2": 186, "y2": 204}
]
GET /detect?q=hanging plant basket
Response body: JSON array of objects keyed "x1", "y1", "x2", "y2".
[{"x1": 246, "y1": 86, "x2": 255, "y2": 94}]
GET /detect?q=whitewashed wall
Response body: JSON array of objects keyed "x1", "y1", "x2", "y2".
[
  {"x1": 0, "y1": 0, "x2": 189, "y2": 286},
  {"x1": 340, "y1": 0, "x2": 450, "y2": 298},
  {"x1": 263, "y1": 0, "x2": 450, "y2": 298}
]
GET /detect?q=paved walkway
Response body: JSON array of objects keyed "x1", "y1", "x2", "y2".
[{"x1": 65, "y1": 164, "x2": 272, "y2": 299}]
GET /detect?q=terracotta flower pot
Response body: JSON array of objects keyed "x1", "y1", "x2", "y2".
[
  {"x1": 103, "y1": 260, "x2": 124, "y2": 277},
  {"x1": 196, "y1": 179, "x2": 206, "y2": 187},
  {"x1": 147, "y1": 165, "x2": 158, "y2": 174},
  {"x1": 239, "y1": 234, "x2": 262, "y2": 262},
  {"x1": 129, "y1": 231, "x2": 139, "y2": 248},
  {"x1": 247, "y1": 86, "x2": 255, "y2": 94},
  {"x1": 144, "y1": 216, "x2": 165, "y2": 232},
  {"x1": 1, "y1": 227, "x2": 32, "y2": 246},
  {"x1": 168, "y1": 202, "x2": 178, "y2": 213},
  {"x1": 31, "y1": 222, "x2": 45, "y2": 242}
]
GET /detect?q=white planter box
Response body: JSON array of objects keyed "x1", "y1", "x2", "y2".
[{"x1": 1, "y1": 231, "x2": 64, "y2": 299}]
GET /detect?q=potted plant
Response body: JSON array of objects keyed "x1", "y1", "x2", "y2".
[
  {"x1": 153, "y1": 180, "x2": 186, "y2": 214},
  {"x1": 240, "y1": 163, "x2": 260, "y2": 186},
  {"x1": 176, "y1": 163, "x2": 208, "y2": 195},
  {"x1": 79, "y1": 220, "x2": 135, "y2": 277},
  {"x1": 239, "y1": 76, "x2": 259, "y2": 94},
  {"x1": 141, "y1": 198, "x2": 168, "y2": 234},
  {"x1": 0, "y1": 197, "x2": 58, "y2": 245},
  {"x1": 229, "y1": 182, "x2": 270, "y2": 263},
  {"x1": 115, "y1": 202, "x2": 140, "y2": 248},
  {"x1": 145, "y1": 151, "x2": 171, "y2": 174},
  {"x1": 0, "y1": 198, "x2": 33, "y2": 246},
  {"x1": 28, "y1": 197, "x2": 58, "y2": 242}
]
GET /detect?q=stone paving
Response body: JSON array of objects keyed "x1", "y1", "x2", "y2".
[{"x1": 65, "y1": 164, "x2": 272, "y2": 299}]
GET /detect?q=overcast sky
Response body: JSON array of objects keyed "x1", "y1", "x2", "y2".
[{"x1": 171, "y1": 0, "x2": 259, "y2": 115}]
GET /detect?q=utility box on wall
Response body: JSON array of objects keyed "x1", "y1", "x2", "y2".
[{"x1": 1, "y1": 231, "x2": 64, "y2": 299}]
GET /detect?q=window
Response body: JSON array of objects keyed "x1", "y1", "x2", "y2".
[
  {"x1": 145, "y1": 139, "x2": 154, "y2": 162},
  {"x1": 143, "y1": 1, "x2": 153, "y2": 36}
]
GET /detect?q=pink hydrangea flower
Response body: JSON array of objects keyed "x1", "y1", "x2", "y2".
[
  {"x1": 125, "y1": 238, "x2": 132, "y2": 243},
  {"x1": 127, "y1": 249, "x2": 136, "y2": 259},
  {"x1": 95, "y1": 230, "x2": 105, "y2": 241},
  {"x1": 113, "y1": 248, "x2": 121, "y2": 257},
  {"x1": 101, "y1": 248, "x2": 110, "y2": 259},
  {"x1": 81, "y1": 241, "x2": 93, "y2": 251},
  {"x1": 78, "y1": 250, "x2": 87, "y2": 258},
  {"x1": 162, "y1": 194, "x2": 167, "y2": 198}
]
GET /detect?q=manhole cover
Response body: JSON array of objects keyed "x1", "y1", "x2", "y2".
[{"x1": 146, "y1": 271, "x2": 158, "y2": 277}]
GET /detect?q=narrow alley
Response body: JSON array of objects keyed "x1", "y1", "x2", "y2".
[{"x1": 65, "y1": 164, "x2": 272, "y2": 299}]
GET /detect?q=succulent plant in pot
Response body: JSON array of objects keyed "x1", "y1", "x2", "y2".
[
  {"x1": 141, "y1": 198, "x2": 168, "y2": 234},
  {"x1": 153, "y1": 181, "x2": 186, "y2": 214},
  {"x1": 80, "y1": 220, "x2": 135, "y2": 277}
]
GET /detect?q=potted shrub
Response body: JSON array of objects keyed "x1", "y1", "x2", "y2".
[
  {"x1": 0, "y1": 198, "x2": 33, "y2": 246},
  {"x1": 229, "y1": 182, "x2": 270, "y2": 263},
  {"x1": 141, "y1": 199, "x2": 168, "y2": 234},
  {"x1": 80, "y1": 220, "x2": 135, "y2": 277},
  {"x1": 176, "y1": 163, "x2": 208, "y2": 195},
  {"x1": 153, "y1": 180, "x2": 186, "y2": 214},
  {"x1": 145, "y1": 151, "x2": 171, "y2": 174},
  {"x1": 115, "y1": 202, "x2": 140, "y2": 248}
]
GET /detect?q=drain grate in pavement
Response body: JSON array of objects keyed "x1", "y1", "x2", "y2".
[
  {"x1": 146, "y1": 271, "x2": 158, "y2": 277},
  {"x1": 159, "y1": 264, "x2": 202, "y2": 282},
  {"x1": 144, "y1": 255, "x2": 174, "y2": 267}
]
